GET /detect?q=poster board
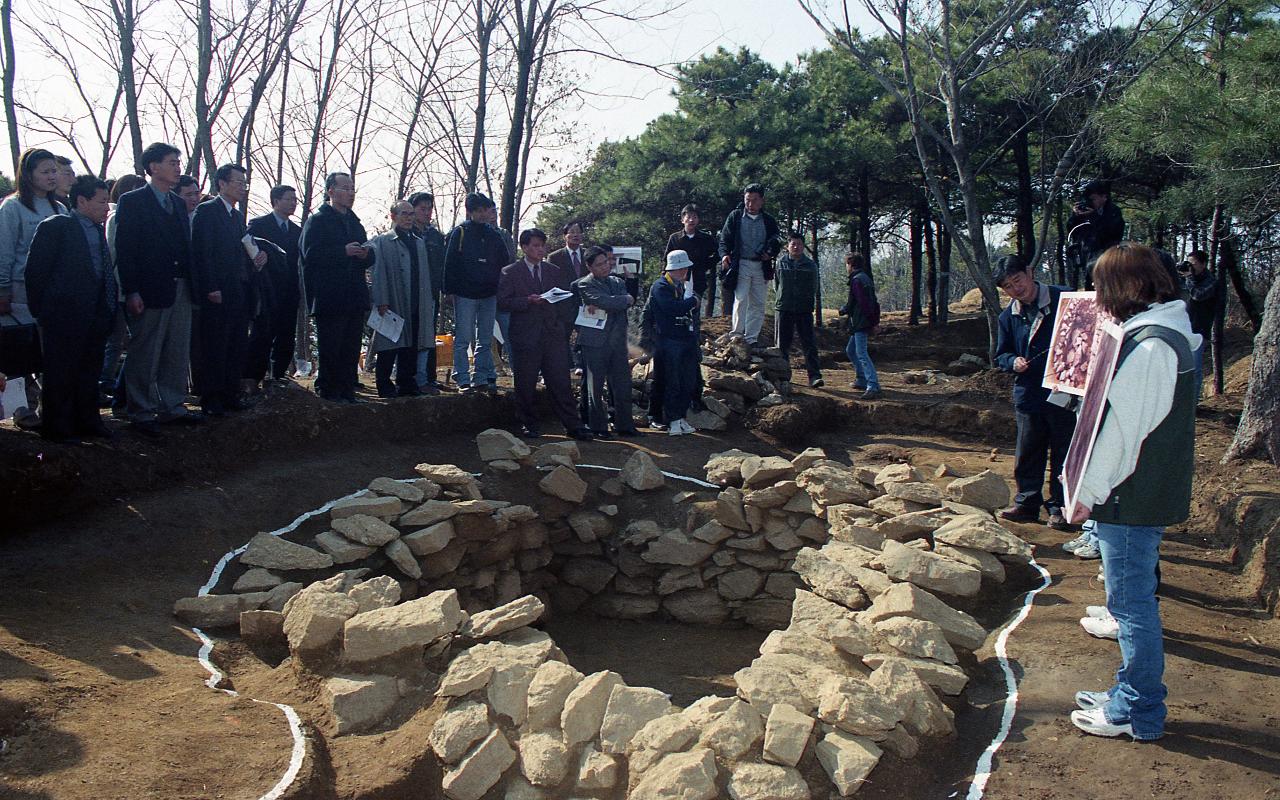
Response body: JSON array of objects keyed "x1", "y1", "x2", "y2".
[
  {"x1": 611, "y1": 247, "x2": 642, "y2": 279},
  {"x1": 1042, "y1": 291, "x2": 1102, "y2": 397},
  {"x1": 1061, "y1": 318, "x2": 1125, "y2": 523}
]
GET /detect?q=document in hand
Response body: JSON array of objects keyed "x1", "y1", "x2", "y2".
[
  {"x1": 540, "y1": 287, "x2": 575, "y2": 304},
  {"x1": 575, "y1": 305, "x2": 607, "y2": 329},
  {"x1": 367, "y1": 309, "x2": 405, "y2": 343},
  {"x1": 0, "y1": 376, "x2": 26, "y2": 422},
  {"x1": 241, "y1": 233, "x2": 260, "y2": 259}
]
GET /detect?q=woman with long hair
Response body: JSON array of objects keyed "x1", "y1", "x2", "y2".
[
  {"x1": 1067, "y1": 242, "x2": 1198, "y2": 742},
  {"x1": 0, "y1": 147, "x2": 67, "y2": 428}
]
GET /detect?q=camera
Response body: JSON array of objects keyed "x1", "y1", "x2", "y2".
[{"x1": 1177, "y1": 260, "x2": 1193, "y2": 275}]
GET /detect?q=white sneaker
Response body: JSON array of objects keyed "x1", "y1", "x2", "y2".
[
  {"x1": 1062, "y1": 533, "x2": 1090, "y2": 553},
  {"x1": 1085, "y1": 605, "x2": 1109, "y2": 619},
  {"x1": 679, "y1": 419, "x2": 697, "y2": 434},
  {"x1": 1075, "y1": 690, "x2": 1109, "y2": 711},
  {"x1": 1070, "y1": 707, "x2": 1134, "y2": 738},
  {"x1": 1097, "y1": 567, "x2": 1105, "y2": 583},
  {"x1": 1080, "y1": 615, "x2": 1119, "y2": 640},
  {"x1": 1075, "y1": 542, "x2": 1101, "y2": 560},
  {"x1": 668, "y1": 419, "x2": 690, "y2": 436}
]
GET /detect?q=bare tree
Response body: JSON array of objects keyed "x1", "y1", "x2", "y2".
[
  {"x1": 234, "y1": 0, "x2": 311, "y2": 176},
  {"x1": 1, "y1": 0, "x2": 19, "y2": 173},
  {"x1": 108, "y1": 0, "x2": 154, "y2": 173},
  {"x1": 297, "y1": 0, "x2": 359, "y2": 219},
  {"x1": 186, "y1": 0, "x2": 268, "y2": 181}
]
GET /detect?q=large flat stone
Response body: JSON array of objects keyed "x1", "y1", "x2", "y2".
[
  {"x1": 621, "y1": 450, "x2": 665, "y2": 490},
  {"x1": 314, "y1": 531, "x2": 377, "y2": 564},
  {"x1": 240, "y1": 532, "x2": 333, "y2": 571},
  {"x1": 862, "y1": 653, "x2": 969, "y2": 695},
  {"x1": 873, "y1": 617, "x2": 958, "y2": 664},
  {"x1": 283, "y1": 589, "x2": 358, "y2": 652},
  {"x1": 629, "y1": 748, "x2": 718, "y2": 800},
  {"x1": 331, "y1": 494, "x2": 403, "y2": 521},
  {"x1": 933, "y1": 514, "x2": 1033, "y2": 560},
  {"x1": 477, "y1": 428, "x2": 533, "y2": 462},
  {"x1": 944, "y1": 470, "x2": 1011, "y2": 511},
  {"x1": 401, "y1": 520, "x2": 456, "y2": 556},
  {"x1": 429, "y1": 700, "x2": 491, "y2": 763},
  {"x1": 763, "y1": 703, "x2": 814, "y2": 767},
  {"x1": 643, "y1": 531, "x2": 717, "y2": 566},
  {"x1": 727, "y1": 762, "x2": 810, "y2": 800},
  {"x1": 325, "y1": 673, "x2": 398, "y2": 735},
  {"x1": 861, "y1": 582, "x2": 987, "y2": 651},
  {"x1": 398, "y1": 500, "x2": 461, "y2": 528},
  {"x1": 816, "y1": 678, "x2": 902, "y2": 736},
  {"x1": 174, "y1": 592, "x2": 270, "y2": 628},
  {"x1": 815, "y1": 730, "x2": 882, "y2": 796},
  {"x1": 442, "y1": 728, "x2": 515, "y2": 800},
  {"x1": 463, "y1": 595, "x2": 544, "y2": 639},
  {"x1": 599, "y1": 684, "x2": 673, "y2": 754},
  {"x1": 342, "y1": 590, "x2": 465, "y2": 664},
  {"x1": 876, "y1": 539, "x2": 982, "y2": 597},
  {"x1": 539, "y1": 466, "x2": 587, "y2": 503},
  {"x1": 332, "y1": 514, "x2": 400, "y2": 546},
  {"x1": 525, "y1": 660, "x2": 584, "y2": 731},
  {"x1": 561, "y1": 670, "x2": 625, "y2": 744},
  {"x1": 796, "y1": 464, "x2": 873, "y2": 507}
]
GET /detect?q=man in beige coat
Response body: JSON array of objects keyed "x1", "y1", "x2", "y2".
[{"x1": 367, "y1": 200, "x2": 435, "y2": 397}]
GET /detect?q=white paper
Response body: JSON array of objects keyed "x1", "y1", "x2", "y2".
[
  {"x1": 1, "y1": 376, "x2": 26, "y2": 422},
  {"x1": 241, "y1": 233, "x2": 260, "y2": 259},
  {"x1": 540, "y1": 287, "x2": 575, "y2": 304},
  {"x1": 493, "y1": 320, "x2": 504, "y2": 345},
  {"x1": 367, "y1": 309, "x2": 404, "y2": 342},
  {"x1": 575, "y1": 305, "x2": 607, "y2": 329}
]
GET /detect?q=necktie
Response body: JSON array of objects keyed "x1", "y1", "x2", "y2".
[
  {"x1": 571, "y1": 250, "x2": 580, "y2": 273},
  {"x1": 534, "y1": 264, "x2": 542, "y2": 290},
  {"x1": 280, "y1": 218, "x2": 288, "y2": 234}
]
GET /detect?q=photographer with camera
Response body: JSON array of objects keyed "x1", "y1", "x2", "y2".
[
  {"x1": 1178, "y1": 250, "x2": 1217, "y2": 393},
  {"x1": 1068, "y1": 180, "x2": 1125, "y2": 288}
]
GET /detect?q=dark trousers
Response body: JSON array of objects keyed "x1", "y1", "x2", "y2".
[
  {"x1": 375, "y1": 347, "x2": 416, "y2": 395},
  {"x1": 99, "y1": 302, "x2": 128, "y2": 392},
  {"x1": 647, "y1": 351, "x2": 665, "y2": 422},
  {"x1": 512, "y1": 338, "x2": 579, "y2": 432},
  {"x1": 582, "y1": 343, "x2": 634, "y2": 433},
  {"x1": 198, "y1": 300, "x2": 250, "y2": 411},
  {"x1": 704, "y1": 277, "x2": 718, "y2": 318},
  {"x1": 424, "y1": 291, "x2": 442, "y2": 384},
  {"x1": 315, "y1": 310, "x2": 365, "y2": 399},
  {"x1": 1013, "y1": 404, "x2": 1077, "y2": 513},
  {"x1": 720, "y1": 278, "x2": 735, "y2": 318},
  {"x1": 245, "y1": 291, "x2": 300, "y2": 381},
  {"x1": 659, "y1": 337, "x2": 700, "y2": 424},
  {"x1": 776, "y1": 309, "x2": 822, "y2": 380},
  {"x1": 39, "y1": 318, "x2": 109, "y2": 438}
]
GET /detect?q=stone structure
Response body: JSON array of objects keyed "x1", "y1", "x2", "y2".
[{"x1": 173, "y1": 430, "x2": 1031, "y2": 798}]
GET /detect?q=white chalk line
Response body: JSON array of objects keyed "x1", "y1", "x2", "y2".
[
  {"x1": 576, "y1": 462, "x2": 720, "y2": 489},
  {"x1": 965, "y1": 555, "x2": 1053, "y2": 800},
  {"x1": 189, "y1": 487, "x2": 370, "y2": 800}
]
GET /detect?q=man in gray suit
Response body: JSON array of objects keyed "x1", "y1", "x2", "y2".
[
  {"x1": 572, "y1": 245, "x2": 640, "y2": 438},
  {"x1": 367, "y1": 200, "x2": 435, "y2": 397}
]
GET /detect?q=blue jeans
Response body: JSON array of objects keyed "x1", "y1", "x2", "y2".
[
  {"x1": 1096, "y1": 522, "x2": 1166, "y2": 739},
  {"x1": 845, "y1": 331, "x2": 879, "y2": 390},
  {"x1": 1081, "y1": 519, "x2": 1098, "y2": 548},
  {"x1": 452, "y1": 296, "x2": 496, "y2": 387},
  {"x1": 495, "y1": 310, "x2": 515, "y2": 373}
]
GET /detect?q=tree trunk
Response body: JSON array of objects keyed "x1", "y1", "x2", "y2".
[
  {"x1": 811, "y1": 225, "x2": 822, "y2": 327},
  {"x1": 857, "y1": 169, "x2": 872, "y2": 270},
  {"x1": 1209, "y1": 204, "x2": 1226, "y2": 394},
  {"x1": 1, "y1": 0, "x2": 19, "y2": 173},
  {"x1": 908, "y1": 203, "x2": 923, "y2": 325},
  {"x1": 113, "y1": 0, "x2": 144, "y2": 174},
  {"x1": 300, "y1": 0, "x2": 349, "y2": 220},
  {"x1": 274, "y1": 48, "x2": 290, "y2": 187},
  {"x1": 1013, "y1": 127, "x2": 1035, "y2": 259},
  {"x1": 1223, "y1": 272, "x2": 1280, "y2": 465},
  {"x1": 924, "y1": 203, "x2": 937, "y2": 324},
  {"x1": 1222, "y1": 236, "x2": 1262, "y2": 332},
  {"x1": 500, "y1": 0, "x2": 549, "y2": 233},
  {"x1": 190, "y1": 0, "x2": 213, "y2": 181},
  {"x1": 936, "y1": 217, "x2": 950, "y2": 326},
  {"x1": 1055, "y1": 197, "x2": 1066, "y2": 285}
]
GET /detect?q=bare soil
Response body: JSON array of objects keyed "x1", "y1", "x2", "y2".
[{"x1": 1, "y1": 318, "x2": 1277, "y2": 800}]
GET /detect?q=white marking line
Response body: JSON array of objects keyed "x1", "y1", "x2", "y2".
[
  {"x1": 966, "y1": 556, "x2": 1053, "y2": 800},
  {"x1": 189, "y1": 487, "x2": 369, "y2": 800},
  {"x1": 576, "y1": 463, "x2": 720, "y2": 489}
]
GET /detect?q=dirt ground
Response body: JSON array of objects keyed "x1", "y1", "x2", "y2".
[{"x1": 1, "y1": 319, "x2": 1278, "y2": 800}]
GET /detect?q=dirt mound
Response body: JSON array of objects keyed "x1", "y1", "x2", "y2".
[
  {"x1": 1224, "y1": 353, "x2": 1253, "y2": 394},
  {"x1": 748, "y1": 393, "x2": 842, "y2": 444},
  {"x1": 951, "y1": 287, "x2": 1009, "y2": 313}
]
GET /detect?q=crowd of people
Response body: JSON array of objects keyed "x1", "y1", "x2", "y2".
[{"x1": 0, "y1": 160, "x2": 882, "y2": 443}]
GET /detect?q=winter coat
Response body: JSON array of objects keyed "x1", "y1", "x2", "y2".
[
  {"x1": 300, "y1": 203, "x2": 374, "y2": 315},
  {"x1": 368, "y1": 230, "x2": 435, "y2": 352},
  {"x1": 774, "y1": 254, "x2": 819, "y2": 313},
  {"x1": 442, "y1": 220, "x2": 508, "y2": 299},
  {"x1": 995, "y1": 282, "x2": 1068, "y2": 413}
]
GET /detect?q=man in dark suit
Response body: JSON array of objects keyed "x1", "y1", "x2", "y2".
[
  {"x1": 245, "y1": 184, "x2": 302, "y2": 385},
  {"x1": 191, "y1": 164, "x2": 267, "y2": 415},
  {"x1": 115, "y1": 141, "x2": 201, "y2": 435},
  {"x1": 573, "y1": 245, "x2": 640, "y2": 438},
  {"x1": 665, "y1": 204, "x2": 719, "y2": 317},
  {"x1": 24, "y1": 176, "x2": 116, "y2": 443},
  {"x1": 409, "y1": 191, "x2": 446, "y2": 392},
  {"x1": 546, "y1": 220, "x2": 588, "y2": 336},
  {"x1": 497, "y1": 228, "x2": 592, "y2": 441},
  {"x1": 300, "y1": 172, "x2": 374, "y2": 403}
]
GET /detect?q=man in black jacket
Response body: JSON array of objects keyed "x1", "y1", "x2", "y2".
[
  {"x1": 115, "y1": 142, "x2": 200, "y2": 435},
  {"x1": 719, "y1": 183, "x2": 781, "y2": 344},
  {"x1": 1069, "y1": 179, "x2": 1125, "y2": 288},
  {"x1": 191, "y1": 164, "x2": 267, "y2": 415},
  {"x1": 409, "y1": 191, "x2": 447, "y2": 392},
  {"x1": 666, "y1": 204, "x2": 719, "y2": 317},
  {"x1": 25, "y1": 176, "x2": 116, "y2": 442},
  {"x1": 1180, "y1": 249, "x2": 1217, "y2": 394},
  {"x1": 442, "y1": 193, "x2": 508, "y2": 393},
  {"x1": 245, "y1": 184, "x2": 302, "y2": 385},
  {"x1": 300, "y1": 172, "x2": 374, "y2": 403}
]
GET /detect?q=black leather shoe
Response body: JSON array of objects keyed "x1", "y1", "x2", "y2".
[
  {"x1": 569, "y1": 428, "x2": 594, "y2": 442},
  {"x1": 520, "y1": 425, "x2": 542, "y2": 439},
  {"x1": 615, "y1": 428, "x2": 643, "y2": 437},
  {"x1": 592, "y1": 430, "x2": 613, "y2": 440},
  {"x1": 999, "y1": 505, "x2": 1041, "y2": 523}
]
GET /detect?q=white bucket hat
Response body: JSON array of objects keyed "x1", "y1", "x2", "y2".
[{"x1": 665, "y1": 250, "x2": 693, "y2": 271}]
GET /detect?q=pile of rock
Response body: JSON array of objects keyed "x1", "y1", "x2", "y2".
[{"x1": 173, "y1": 430, "x2": 1034, "y2": 798}]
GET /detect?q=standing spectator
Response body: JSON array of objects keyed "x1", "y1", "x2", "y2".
[
  {"x1": 573, "y1": 246, "x2": 639, "y2": 438},
  {"x1": 177, "y1": 175, "x2": 201, "y2": 230},
  {"x1": 650, "y1": 250, "x2": 701, "y2": 436},
  {"x1": 547, "y1": 220, "x2": 589, "y2": 365},
  {"x1": 1179, "y1": 249, "x2": 1217, "y2": 393},
  {"x1": 994, "y1": 254, "x2": 1075, "y2": 531},
  {"x1": 483, "y1": 203, "x2": 519, "y2": 378},
  {"x1": 100, "y1": 173, "x2": 147, "y2": 404},
  {"x1": 408, "y1": 191, "x2": 446, "y2": 393},
  {"x1": 367, "y1": 200, "x2": 434, "y2": 398},
  {"x1": 0, "y1": 148, "x2": 67, "y2": 430},
  {"x1": 191, "y1": 164, "x2": 266, "y2": 416},
  {"x1": 840, "y1": 252, "x2": 881, "y2": 399},
  {"x1": 1069, "y1": 179, "x2": 1125, "y2": 288},
  {"x1": 246, "y1": 184, "x2": 302, "y2": 386},
  {"x1": 718, "y1": 183, "x2": 781, "y2": 345},
  {"x1": 774, "y1": 231, "x2": 824, "y2": 387},
  {"x1": 24, "y1": 175, "x2": 116, "y2": 442},
  {"x1": 665, "y1": 204, "x2": 719, "y2": 317},
  {"x1": 497, "y1": 228, "x2": 592, "y2": 440},
  {"x1": 442, "y1": 193, "x2": 507, "y2": 394},
  {"x1": 53, "y1": 155, "x2": 75, "y2": 213},
  {"x1": 1067, "y1": 242, "x2": 1197, "y2": 742},
  {"x1": 300, "y1": 172, "x2": 374, "y2": 403},
  {"x1": 116, "y1": 142, "x2": 200, "y2": 435}
]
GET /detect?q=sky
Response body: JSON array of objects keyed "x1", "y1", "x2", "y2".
[{"x1": 0, "y1": 0, "x2": 864, "y2": 224}]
